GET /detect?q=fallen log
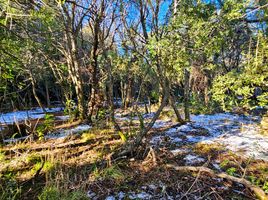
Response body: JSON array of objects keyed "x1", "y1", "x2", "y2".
[{"x1": 166, "y1": 164, "x2": 268, "y2": 200}]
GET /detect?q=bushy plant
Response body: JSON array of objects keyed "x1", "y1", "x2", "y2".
[
  {"x1": 36, "y1": 114, "x2": 55, "y2": 139},
  {"x1": 64, "y1": 99, "x2": 79, "y2": 121}
]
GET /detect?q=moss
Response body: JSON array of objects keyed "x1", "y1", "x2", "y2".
[
  {"x1": 81, "y1": 132, "x2": 96, "y2": 142},
  {"x1": 193, "y1": 143, "x2": 224, "y2": 156},
  {"x1": 26, "y1": 153, "x2": 42, "y2": 164}
]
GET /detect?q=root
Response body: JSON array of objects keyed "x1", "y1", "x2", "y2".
[
  {"x1": 142, "y1": 147, "x2": 157, "y2": 166},
  {"x1": 166, "y1": 164, "x2": 268, "y2": 200}
]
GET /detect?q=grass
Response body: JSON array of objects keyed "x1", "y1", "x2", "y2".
[
  {"x1": 0, "y1": 109, "x2": 266, "y2": 200},
  {"x1": 0, "y1": 151, "x2": 5, "y2": 162},
  {"x1": 38, "y1": 186, "x2": 88, "y2": 200}
]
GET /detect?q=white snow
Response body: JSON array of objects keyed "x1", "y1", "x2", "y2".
[
  {"x1": 105, "y1": 196, "x2": 116, "y2": 200},
  {"x1": 0, "y1": 107, "x2": 64, "y2": 125},
  {"x1": 152, "y1": 120, "x2": 172, "y2": 128},
  {"x1": 56, "y1": 115, "x2": 70, "y2": 120},
  {"x1": 170, "y1": 148, "x2": 189, "y2": 156},
  {"x1": 117, "y1": 191, "x2": 125, "y2": 199},
  {"x1": 150, "y1": 112, "x2": 268, "y2": 161},
  {"x1": 46, "y1": 124, "x2": 91, "y2": 139},
  {"x1": 3, "y1": 135, "x2": 32, "y2": 143},
  {"x1": 128, "y1": 192, "x2": 152, "y2": 199},
  {"x1": 3, "y1": 124, "x2": 92, "y2": 143},
  {"x1": 212, "y1": 163, "x2": 222, "y2": 171},
  {"x1": 87, "y1": 191, "x2": 97, "y2": 199},
  {"x1": 184, "y1": 154, "x2": 205, "y2": 165}
]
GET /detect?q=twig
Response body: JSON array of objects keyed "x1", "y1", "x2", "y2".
[{"x1": 166, "y1": 164, "x2": 268, "y2": 200}]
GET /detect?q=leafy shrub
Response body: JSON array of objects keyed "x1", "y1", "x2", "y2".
[
  {"x1": 36, "y1": 114, "x2": 55, "y2": 139},
  {"x1": 64, "y1": 99, "x2": 78, "y2": 121}
]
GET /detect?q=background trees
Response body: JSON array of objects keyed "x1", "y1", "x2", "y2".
[{"x1": 0, "y1": 0, "x2": 267, "y2": 121}]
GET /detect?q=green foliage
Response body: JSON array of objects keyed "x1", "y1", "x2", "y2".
[
  {"x1": 0, "y1": 151, "x2": 5, "y2": 162},
  {"x1": 118, "y1": 131, "x2": 127, "y2": 143},
  {"x1": 38, "y1": 186, "x2": 88, "y2": 200},
  {"x1": 0, "y1": 172, "x2": 21, "y2": 200},
  {"x1": 97, "y1": 108, "x2": 107, "y2": 120},
  {"x1": 66, "y1": 191, "x2": 88, "y2": 200},
  {"x1": 212, "y1": 34, "x2": 268, "y2": 111},
  {"x1": 262, "y1": 181, "x2": 268, "y2": 193},
  {"x1": 81, "y1": 132, "x2": 96, "y2": 142},
  {"x1": 36, "y1": 114, "x2": 55, "y2": 139},
  {"x1": 91, "y1": 164, "x2": 124, "y2": 181},
  {"x1": 220, "y1": 159, "x2": 229, "y2": 168},
  {"x1": 226, "y1": 167, "x2": 237, "y2": 176},
  {"x1": 248, "y1": 175, "x2": 268, "y2": 193},
  {"x1": 190, "y1": 93, "x2": 218, "y2": 114},
  {"x1": 26, "y1": 153, "x2": 42, "y2": 165},
  {"x1": 38, "y1": 186, "x2": 60, "y2": 200},
  {"x1": 64, "y1": 99, "x2": 78, "y2": 121},
  {"x1": 101, "y1": 165, "x2": 124, "y2": 180}
]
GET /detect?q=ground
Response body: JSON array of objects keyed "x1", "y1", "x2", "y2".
[{"x1": 0, "y1": 106, "x2": 268, "y2": 199}]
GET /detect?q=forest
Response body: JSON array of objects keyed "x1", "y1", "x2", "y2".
[{"x1": 0, "y1": 0, "x2": 268, "y2": 199}]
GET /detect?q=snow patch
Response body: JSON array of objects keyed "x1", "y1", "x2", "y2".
[
  {"x1": 184, "y1": 154, "x2": 205, "y2": 165},
  {"x1": 150, "y1": 112, "x2": 268, "y2": 161},
  {"x1": 3, "y1": 124, "x2": 92, "y2": 143},
  {"x1": 0, "y1": 107, "x2": 63, "y2": 125},
  {"x1": 56, "y1": 115, "x2": 70, "y2": 120},
  {"x1": 170, "y1": 148, "x2": 189, "y2": 156},
  {"x1": 152, "y1": 120, "x2": 172, "y2": 129},
  {"x1": 46, "y1": 124, "x2": 91, "y2": 139},
  {"x1": 3, "y1": 136, "x2": 32, "y2": 143}
]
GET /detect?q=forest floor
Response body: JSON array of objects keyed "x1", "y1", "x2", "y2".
[{"x1": 0, "y1": 106, "x2": 268, "y2": 199}]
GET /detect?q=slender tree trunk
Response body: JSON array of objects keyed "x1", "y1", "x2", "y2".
[
  {"x1": 204, "y1": 76, "x2": 209, "y2": 106},
  {"x1": 45, "y1": 79, "x2": 51, "y2": 107},
  {"x1": 184, "y1": 68, "x2": 190, "y2": 121},
  {"x1": 29, "y1": 71, "x2": 46, "y2": 113},
  {"x1": 125, "y1": 77, "x2": 133, "y2": 109},
  {"x1": 116, "y1": 89, "x2": 169, "y2": 158},
  {"x1": 169, "y1": 95, "x2": 184, "y2": 123}
]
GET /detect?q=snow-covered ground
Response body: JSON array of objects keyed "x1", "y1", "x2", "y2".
[
  {"x1": 88, "y1": 183, "x2": 176, "y2": 200},
  {"x1": 46, "y1": 124, "x2": 91, "y2": 139},
  {"x1": 0, "y1": 107, "x2": 64, "y2": 125},
  {"x1": 3, "y1": 124, "x2": 92, "y2": 143},
  {"x1": 150, "y1": 113, "x2": 268, "y2": 161}
]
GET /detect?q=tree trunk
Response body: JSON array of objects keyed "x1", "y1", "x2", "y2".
[
  {"x1": 45, "y1": 79, "x2": 51, "y2": 107},
  {"x1": 204, "y1": 75, "x2": 209, "y2": 106},
  {"x1": 184, "y1": 68, "x2": 190, "y2": 121},
  {"x1": 124, "y1": 77, "x2": 133, "y2": 109},
  {"x1": 169, "y1": 94, "x2": 184, "y2": 124},
  {"x1": 30, "y1": 74, "x2": 46, "y2": 113},
  {"x1": 65, "y1": 32, "x2": 85, "y2": 119}
]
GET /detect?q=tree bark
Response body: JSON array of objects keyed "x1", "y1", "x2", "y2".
[
  {"x1": 169, "y1": 94, "x2": 185, "y2": 124},
  {"x1": 45, "y1": 79, "x2": 51, "y2": 107},
  {"x1": 184, "y1": 68, "x2": 190, "y2": 121},
  {"x1": 29, "y1": 71, "x2": 46, "y2": 113}
]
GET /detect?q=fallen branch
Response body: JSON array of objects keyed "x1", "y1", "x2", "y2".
[
  {"x1": 166, "y1": 164, "x2": 268, "y2": 200},
  {"x1": 54, "y1": 120, "x2": 83, "y2": 129}
]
